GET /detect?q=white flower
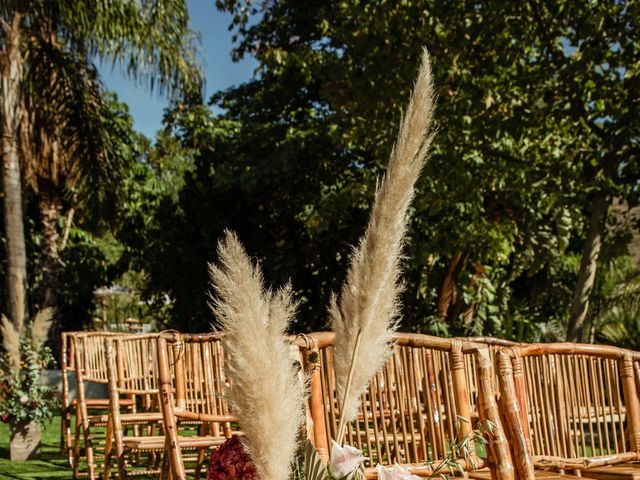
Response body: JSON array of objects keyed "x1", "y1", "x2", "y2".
[
  {"x1": 375, "y1": 464, "x2": 422, "y2": 480},
  {"x1": 19, "y1": 394, "x2": 29, "y2": 404},
  {"x1": 329, "y1": 441, "x2": 365, "y2": 479}
]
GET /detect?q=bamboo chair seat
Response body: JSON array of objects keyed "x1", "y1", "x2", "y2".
[
  {"x1": 365, "y1": 464, "x2": 493, "y2": 479},
  {"x1": 95, "y1": 412, "x2": 164, "y2": 424},
  {"x1": 580, "y1": 464, "x2": 640, "y2": 480},
  {"x1": 122, "y1": 435, "x2": 230, "y2": 451},
  {"x1": 69, "y1": 398, "x2": 135, "y2": 408}
]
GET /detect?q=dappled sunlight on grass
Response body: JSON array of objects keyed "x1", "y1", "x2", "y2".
[{"x1": 0, "y1": 416, "x2": 71, "y2": 478}]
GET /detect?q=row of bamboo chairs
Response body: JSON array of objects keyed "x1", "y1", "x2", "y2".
[
  {"x1": 60, "y1": 330, "x2": 640, "y2": 480},
  {"x1": 61, "y1": 331, "x2": 236, "y2": 479}
]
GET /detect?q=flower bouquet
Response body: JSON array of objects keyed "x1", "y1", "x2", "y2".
[
  {"x1": 0, "y1": 309, "x2": 57, "y2": 460},
  {"x1": 208, "y1": 48, "x2": 435, "y2": 480}
]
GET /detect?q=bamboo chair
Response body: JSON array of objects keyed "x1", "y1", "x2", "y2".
[
  {"x1": 296, "y1": 332, "x2": 514, "y2": 480},
  {"x1": 61, "y1": 331, "x2": 128, "y2": 466},
  {"x1": 497, "y1": 343, "x2": 640, "y2": 480},
  {"x1": 457, "y1": 337, "x2": 524, "y2": 414},
  {"x1": 103, "y1": 333, "x2": 166, "y2": 479},
  {"x1": 158, "y1": 332, "x2": 239, "y2": 480},
  {"x1": 72, "y1": 332, "x2": 137, "y2": 479}
]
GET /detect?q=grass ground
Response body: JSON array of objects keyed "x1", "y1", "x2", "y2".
[
  {"x1": 0, "y1": 415, "x2": 177, "y2": 479},
  {"x1": 0, "y1": 416, "x2": 71, "y2": 479}
]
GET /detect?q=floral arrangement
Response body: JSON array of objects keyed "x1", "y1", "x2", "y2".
[
  {"x1": 208, "y1": 48, "x2": 435, "y2": 480},
  {"x1": 208, "y1": 435, "x2": 259, "y2": 480},
  {"x1": 0, "y1": 309, "x2": 57, "y2": 425}
]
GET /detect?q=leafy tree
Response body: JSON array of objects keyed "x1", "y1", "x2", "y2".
[
  {"x1": 585, "y1": 254, "x2": 640, "y2": 350},
  {"x1": 0, "y1": 0, "x2": 201, "y2": 331},
  {"x1": 113, "y1": 128, "x2": 198, "y2": 329},
  {"x1": 112, "y1": 0, "x2": 637, "y2": 338},
  {"x1": 212, "y1": 0, "x2": 639, "y2": 339}
]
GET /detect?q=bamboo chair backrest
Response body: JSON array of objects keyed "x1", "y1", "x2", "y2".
[
  {"x1": 158, "y1": 332, "x2": 235, "y2": 422},
  {"x1": 498, "y1": 343, "x2": 640, "y2": 480},
  {"x1": 105, "y1": 333, "x2": 162, "y2": 408},
  {"x1": 63, "y1": 331, "x2": 120, "y2": 374},
  {"x1": 460, "y1": 337, "x2": 524, "y2": 409},
  {"x1": 61, "y1": 331, "x2": 75, "y2": 374},
  {"x1": 61, "y1": 331, "x2": 83, "y2": 407},
  {"x1": 297, "y1": 332, "x2": 513, "y2": 480},
  {"x1": 74, "y1": 332, "x2": 121, "y2": 384}
]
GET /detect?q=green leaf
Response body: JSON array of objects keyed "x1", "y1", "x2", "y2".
[{"x1": 305, "y1": 440, "x2": 328, "y2": 480}]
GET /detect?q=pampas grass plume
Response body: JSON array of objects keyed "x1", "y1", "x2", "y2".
[
  {"x1": 209, "y1": 230, "x2": 305, "y2": 480},
  {"x1": 30, "y1": 308, "x2": 53, "y2": 350},
  {"x1": 1, "y1": 314, "x2": 21, "y2": 371},
  {"x1": 330, "y1": 48, "x2": 436, "y2": 425}
]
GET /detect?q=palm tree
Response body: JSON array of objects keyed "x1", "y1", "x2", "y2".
[{"x1": 0, "y1": 0, "x2": 201, "y2": 332}]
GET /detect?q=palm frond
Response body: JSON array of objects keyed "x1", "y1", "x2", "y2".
[
  {"x1": 20, "y1": 33, "x2": 135, "y2": 217},
  {"x1": 56, "y1": 0, "x2": 202, "y2": 99}
]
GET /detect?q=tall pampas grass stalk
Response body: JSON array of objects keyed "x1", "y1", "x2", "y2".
[
  {"x1": 1, "y1": 314, "x2": 21, "y2": 371},
  {"x1": 330, "y1": 48, "x2": 436, "y2": 444},
  {"x1": 209, "y1": 230, "x2": 305, "y2": 480},
  {"x1": 30, "y1": 308, "x2": 53, "y2": 351}
]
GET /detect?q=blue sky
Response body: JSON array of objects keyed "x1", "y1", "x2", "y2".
[{"x1": 98, "y1": 0, "x2": 257, "y2": 139}]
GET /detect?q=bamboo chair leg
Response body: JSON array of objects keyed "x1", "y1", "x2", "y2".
[
  {"x1": 195, "y1": 423, "x2": 208, "y2": 480},
  {"x1": 114, "y1": 428, "x2": 126, "y2": 479},
  {"x1": 67, "y1": 408, "x2": 76, "y2": 466},
  {"x1": 82, "y1": 422, "x2": 96, "y2": 480},
  {"x1": 73, "y1": 420, "x2": 82, "y2": 479},
  {"x1": 103, "y1": 420, "x2": 114, "y2": 480},
  {"x1": 159, "y1": 449, "x2": 168, "y2": 480},
  {"x1": 148, "y1": 423, "x2": 158, "y2": 469},
  {"x1": 60, "y1": 409, "x2": 66, "y2": 453},
  {"x1": 195, "y1": 448, "x2": 204, "y2": 480},
  {"x1": 161, "y1": 439, "x2": 179, "y2": 480}
]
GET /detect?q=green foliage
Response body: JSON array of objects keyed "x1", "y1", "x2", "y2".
[
  {"x1": 107, "y1": 0, "x2": 639, "y2": 337},
  {"x1": 25, "y1": 0, "x2": 631, "y2": 340},
  {"x1": 425, "y1": 417, "x2": 494, "y2": 480},
  {"x1": 0, "y1": 0, "x2": 203, "y2": 332},
  {"x1": 55, "y1": 229, "x2": 115, "y2": 330},
  {"x1": 0, "y1": 334, "x2": 56, "y2": 425},
  {"x1": 590, "y1": 256, "x2": 640, "y2": 349},
  {"x1": 202, "y1": 0, "x2": 638, "y2": 338},
  {"x1": 298, "y1": 440, "x2": 328, "y2": 480}
]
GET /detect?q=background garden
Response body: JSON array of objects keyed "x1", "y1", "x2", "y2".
[{"x1": 1, "y1": 0, "x2": 639, "y2": 351}]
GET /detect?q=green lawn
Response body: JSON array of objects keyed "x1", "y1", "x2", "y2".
[
  {"x1": 0, "y1": 416, "x2": 183, "y2": 479},
  {"x1": 0, "y1": 416, "x2": 71, "y2": 479}
]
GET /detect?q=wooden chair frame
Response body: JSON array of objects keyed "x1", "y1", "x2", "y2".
[
  {"x1": 103, "y1": 333, "x2": 165, "y2": 480},
  {"x1": 498, "y1": 343, "x2": 640, "y2": 480},
  {"x1": 158, "y1": 332, "x2": 238, "y2": 480},
  {"x1": 72, "y1": 332, "x2": 136, "y2": 479},
  {"x1": 61, "y1": 331, "x2": 123, "y2": 467},
  {"x1": 296, "y1": 332, "x2": 514, "y2": 480}
]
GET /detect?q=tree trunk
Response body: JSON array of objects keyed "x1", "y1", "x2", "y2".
[
  {"x1": 1, "y1": 14, "x2": 27, "y2": 333},
  {"x1": 566, "y1": 194, "x2": 608, "y2": 342},
  {"x1": 437, "y1": 251, "x2": 463, "y2": 321},
  {"x1": 37, "y1": 183, "x2": 63, "y2": 311}
]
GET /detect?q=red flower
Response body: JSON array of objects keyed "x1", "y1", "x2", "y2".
[{"x1": 208, "y1": 436, "x2": 259, "y2": 480}]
